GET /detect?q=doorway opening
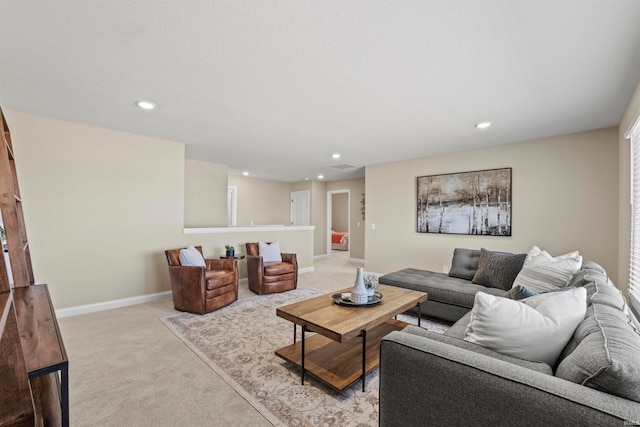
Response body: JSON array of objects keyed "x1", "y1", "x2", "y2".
[{"x1": 327, "y1": 189, "x2": 350, "y2": 257}]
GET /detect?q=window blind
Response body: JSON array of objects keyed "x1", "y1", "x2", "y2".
[{"x1": 629, "y1": 114, "x2": 640, "y2": 321}]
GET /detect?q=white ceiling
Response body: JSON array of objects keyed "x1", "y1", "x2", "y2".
[{"x1": 2, "y1": 1, "x2": 640, "y2": 182}]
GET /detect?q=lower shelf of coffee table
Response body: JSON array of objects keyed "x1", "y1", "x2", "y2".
[{"x1": 275, "y1": 319, "x2": 407, "y2": 391}]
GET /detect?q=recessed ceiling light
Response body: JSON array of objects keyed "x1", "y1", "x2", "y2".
[
  {"x1": 136, "y1": 100, "x2": 156, "y2": 110},
  {"x1": 318, "y1": 174, "x2": 324, "y2": 179},
  {"x1": 475, "y1": 121, "x2": 492, "y2": 129},
  {"x1": 242, "y1": 171, "x2": 249, "y2": 176},
  {"x1": 331, "y1": 153, "x2": 341, "y2": 159}
]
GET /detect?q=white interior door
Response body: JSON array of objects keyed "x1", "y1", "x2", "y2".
[{"x1": 290, "y1": 191, "x2": 309, "y2": 226}]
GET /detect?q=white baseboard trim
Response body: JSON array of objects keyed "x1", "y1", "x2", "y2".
[
  {"x1": 314, "y1": 254, "x2": 328, "y2": 260},
  {"x1": 57, "y1": 267, "x2": 317, "y2": 318},
  {"x1": 299, "y1": 266, "x2": 315, "y2": 274},
  {"x1": 350, "y1": 258, "x2": 365, "y2": 264},
  {"x1": 56, "y1": 291, "x2": 172, "y2": 318}
]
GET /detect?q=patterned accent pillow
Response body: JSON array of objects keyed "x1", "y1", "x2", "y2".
[
  {"x1": 504, "y1": 284, "x2": 538, "y2": 300},
  {"x1": 512, "y1": 246, "x2": 582, "y2": 293},
  {"x1": 471, "y1": 248, "x2": 527, "y2": 291}
]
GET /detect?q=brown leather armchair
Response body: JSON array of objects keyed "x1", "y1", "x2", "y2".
[
  {"x1": 165, "y1": 246, "x2": 238, "y2": 314},
  {"x1": 245, "y1": 242, "x2": 298, "y2": 295}
]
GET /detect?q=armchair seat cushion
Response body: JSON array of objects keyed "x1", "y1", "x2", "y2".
[
  {"x1": 264, "y1": 262, "x2": 295, "y2": 276},
  {"x1": 264, "y1": 272, "x2": 295, "y2": 283},
  {"x1": 205, "y1": 270, "x2": 236, "y2": 290},
  {"x1": 205, "y1": 282, "x2": 237, "y2": 299}
]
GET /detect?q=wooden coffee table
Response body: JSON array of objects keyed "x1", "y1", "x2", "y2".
[{"x1": 275, "y1": 284, "x2": 428, "y2": 392}]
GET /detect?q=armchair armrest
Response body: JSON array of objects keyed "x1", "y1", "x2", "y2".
[
  {"x1": 246, "y1": 255, "x2": 264, "y2": 292},
  {"x1": 167, "y1": 265, "x2": 205, "y2": 290},
  {"x1": 246, "y1": 254, "x2": 263, "y2": 268},
  {"x1": 379, "y1": 331, "x2": 640, "y2": 426},
  {"x1": 167, "y1": 265, "x2": 206, "y2": 314},
  {"x1": 281, "y1": 253, "x2": 297, "y2": 265}
]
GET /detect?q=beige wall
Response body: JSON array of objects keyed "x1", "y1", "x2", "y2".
[
  {"x1": 4, "y1": 111, "x2": 314, "y2": 309},
  {"x1": 618, "y1": 78, "x2": 640, "y2": 299},
  {"x1": 331, "y1": 193, "x2": 349, "y2": 232},
  {"x1": 365, "y1": 128, "x2": 620, "y2": 288},
  {"x1": 184, "y1": 159, "x2": 228, "y2": 227},
  {"x1": 310, "y1": 180, "x2": 327, "y2": 256},
  {"x1": 6, "y1": 111, "x2": 185, "y2": 308},
  {"x1": 228, "y1": 175, "x2": 291, "y2": 225}
]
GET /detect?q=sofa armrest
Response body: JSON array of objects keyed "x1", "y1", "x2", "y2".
[{"x1": 379, "y1": 331, "x2": 640, "y2": 426}]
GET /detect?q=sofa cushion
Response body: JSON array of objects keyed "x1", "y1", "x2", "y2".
[
  {"x1": 512, "y1": 246, "x2": 582, "y2": 293},
  {"x1": 555, "y1": 303, "x2": 640, "y2": 403},
  {"x1": 379, "y1": 268, "x2": 505, "y2": 309},
  {"x1": 578, "y1": 265, "x2": 625, "y2": 309},
  {"x1": 464, "y1": 288, "x2": 587, "y2": 366},
  {"x1": 471, "y1": 248, "x2": 526, "y2": 291},
  {"x1": 444, "y1": 311, "x2": 472, "y2": 339},
  {"x1": 448, "y1": 248, "x2": 480, "y2": 280},
  {"x1": 559, "y1": 266, "x2": 628, "y2": 362},
  {"x1": 403, "y1": 325, "x2": 553, "y2": 375}
]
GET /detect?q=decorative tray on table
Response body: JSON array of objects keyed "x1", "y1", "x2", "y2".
[{"x1": 332, "y1": 292, "x2": 383, "y2": 306}]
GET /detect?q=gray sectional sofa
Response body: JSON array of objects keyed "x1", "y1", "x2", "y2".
[
  {"x1": 379, "y1": 260, "x2": 640, "y2": 426},
  {"x1": 379, "y1": 248, "x2": 521, "y2": 323}
]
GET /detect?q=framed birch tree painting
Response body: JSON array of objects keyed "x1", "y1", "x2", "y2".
[{"x1": 417, "y1": 168, "x2": 512, "y2": 236}]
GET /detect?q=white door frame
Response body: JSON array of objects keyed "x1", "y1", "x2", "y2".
[
  {"x1": 290, "y1": 190, "x2": 310, "y2": 226},
  {"x1": 326, "y1": 189, "x2": 350, "y2": 257},
  {"x1": 228, "y1": 186, "x2": 237, "y2": 226}
]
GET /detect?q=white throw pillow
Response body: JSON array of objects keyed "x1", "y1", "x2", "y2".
[
  {"x1": 259, "y1": 240, "x2": 282, "y2": 263},
  {"x1": 464, "y1": 287, "x2": 587, "y2": 366},
  {"x1": 512, "y1": 246, "x2": 582, "y2": 293},
  {"x1": 179, "y1": 245, "x2": 206, "y2": 267}
]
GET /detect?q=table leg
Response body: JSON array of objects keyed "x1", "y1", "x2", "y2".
[
  {"x1": 62, "y1": 364, "x2": 69, "y2": 427},
  {"x1": 293, "y1": 323, "x2": 297, "y2": 343},
  {"x1": 417, "y1": 302, "x2": 422, "y2": 327},
  {"x1": 360, "y1": 329, "x2": 367, "y2": 392},
  {"x1": 301, "y1": 324, "x2": 306, "y2": 385}
]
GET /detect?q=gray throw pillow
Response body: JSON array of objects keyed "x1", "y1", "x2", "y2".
[
  {"x1": 471, "y1": 248, "x2": 526, "y2": 291},
  {"x1": 448, "y1": 248, "x2": 480, "y2": 280}
]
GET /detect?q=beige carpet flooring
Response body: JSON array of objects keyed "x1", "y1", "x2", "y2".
[{"x1": 59, "y1": 251, "x2": 373, "y2": 427}]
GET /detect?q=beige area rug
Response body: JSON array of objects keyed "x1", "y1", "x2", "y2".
[{"x1": 161, "y1": 287, "x2": 447, "y2": 427}]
